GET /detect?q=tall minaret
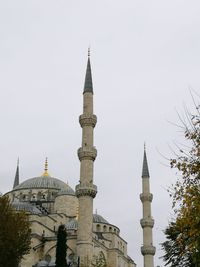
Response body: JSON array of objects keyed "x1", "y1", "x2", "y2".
[
  {"x1": 140, "y1": 146, "x2": 156, "y2": 267},
  {"x1": 76, "y1": 50, "x2": 97, "y2": 267}
]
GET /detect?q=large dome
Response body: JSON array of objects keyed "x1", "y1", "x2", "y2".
[{"x1": 13, "y1": 175, "x2": 72, "y2": 192}]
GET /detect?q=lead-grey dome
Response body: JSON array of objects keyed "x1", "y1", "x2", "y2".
[
  {"x1": 93, "y1": 214, "x2": 109, "y2": 224},
  {"x1": 57, "y1": 187, "x2": 75, "y2": 196},
  {"x1": 12, "y1": 202, "x2": 42, "y2": 214},
  {"x1": 66, "y1": 214, "x2": 109, "y2": 230},
  {"x1": 66, "y1": 219, "x2": 78, "y2": 230},
  {"x1": 13, "y1": 175, "x2": 71, "y2": 191},
  {"x1": 37, "y1": 260, "x2": 48, "y2": 267}
]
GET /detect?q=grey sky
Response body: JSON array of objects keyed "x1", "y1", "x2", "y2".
[{"x1": 0, "y1": 1, "x2": 200, "y2": 266}]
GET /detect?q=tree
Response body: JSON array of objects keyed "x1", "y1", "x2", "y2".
[
  {"x1": 162, "y1": 99, "x2": 200, "y2": 266},
  {"x1": 0, "y1": 195, "x2": 31, "y2": 267},
  {"x1": 55, "y1": 224, "x2": 68, "y2": 267}
]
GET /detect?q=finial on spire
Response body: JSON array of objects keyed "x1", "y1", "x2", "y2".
[
  {"x1": 144, "y1": 142, "x2": 146, "y2": 151},
  {"x1": 42, "y1": 157, "x2": 49, "y2": 177},
  {"x1": 88, "y1": 47, "x2": 90, "y2": 58},
  {"x1": 76, "y1": 205, "x2": 79, "y2": 219}
]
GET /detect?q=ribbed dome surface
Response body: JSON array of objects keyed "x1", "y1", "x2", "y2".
[
  {"x1": 12, "y1": 202, "x2": 42, "y2": 214},
  {"x1": 93, "y1": 214, "x2": 109, "y2": 224},
  {"x1": 13, "y1": 176, "x2": 70, "y2": 191}
]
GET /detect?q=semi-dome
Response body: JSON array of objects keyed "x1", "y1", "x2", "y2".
[
  {"x1": 12, "y1": 202, "x2": 42, "y2": 214},
  {"x1": 13, "y1": 175, "x2": 71, "y2": 191}
]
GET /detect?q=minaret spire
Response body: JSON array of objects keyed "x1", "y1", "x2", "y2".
[
  {"x1": 13, "y1": 158, "x2": 19, "y2": 189},
  {"x1": 142, "y1": 144, "x2": 150, "y2": 178},
  {"x1": 76, "y1": 52, "x2": 97, "y2": 267},
  {"x1": 83, "y1": 48, "x2": 93, "y2": 94},
  {"x1": 140, "y1": 146, "x2": 156, "y2": 267}
]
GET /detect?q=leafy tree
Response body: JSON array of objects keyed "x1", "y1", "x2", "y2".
[
  {"x1": 162, "y1": 99, "x2": 200, "y2": 266},
  {"x1": 55, "y1": 224, "x2": 68, "y2": 267},
  {"x1": 0, "y1": 195, "x2": 31, "y2": 267}
]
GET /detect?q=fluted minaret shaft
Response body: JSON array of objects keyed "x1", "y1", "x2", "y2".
[
  {"x1": 76, "y1": 54, "x2": 97, "y2": 267},
  {"x1": 140, "y1": 148, "x2": 155, "y2": 267}
]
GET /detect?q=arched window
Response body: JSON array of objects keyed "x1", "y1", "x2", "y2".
[
  {"x1": 96, "y1": 224, "x2": 101, "y2": 232},
  {"x1": 103, "y1": 225, "x2": 107, "y2": 232}
]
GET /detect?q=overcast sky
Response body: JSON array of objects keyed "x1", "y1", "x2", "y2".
[{"x1": 0, "y1": 1, "x2": 200, "y2": 266}]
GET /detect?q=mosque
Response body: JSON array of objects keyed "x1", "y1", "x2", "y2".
[{"x1": 5, "y1": 53, "x2": 155, "y2": 267}]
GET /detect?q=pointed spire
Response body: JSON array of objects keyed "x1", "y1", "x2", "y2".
[
  {"x1": 142, "y1": 144, "x2": 150, "y2": 178},
  {"x1": 13, "y1": 158, "x2": 19, "y2": 189},
  {"x1": 42, "y1": 157, "x2": 50, "y2": 177},
  {"x1": 83, "y1": 48, "x2": 93, "y2": 94}
]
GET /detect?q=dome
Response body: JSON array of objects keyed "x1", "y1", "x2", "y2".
[
  {"x1": 66, "y1": 219, "x2": 78, "y2": 230},
  {"x1": 12, "y1": 202, "x2": 42, "y2": 214},
  {"x1": 48, "y1": 260, "x2": 55, "y2": 267},
  {"x1": 93, "y1": 214, "x2": 109, "y2": 224},
  {"x1": 66, "y1": 214, "x2": 109, "y2": 230},
  {"x1": 37, "y1": 260, "x2": 48, "y2": 267},
  {"x1": 57, "y1": 187, "x2": 75, "y2": 196},
  {"x1": 13, "y1": 175, "x2": 71, "y2": 191}
]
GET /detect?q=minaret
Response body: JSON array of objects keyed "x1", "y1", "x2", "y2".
[
  {"x1": 13, "y1": 158, "x2": 19, "y2": 189},
  {"x1": 140, "y1": 146, "x2": 156, "y2": 267},
  {"x1": 76, "y1": 50, "x2": 97, "y2": 267}
]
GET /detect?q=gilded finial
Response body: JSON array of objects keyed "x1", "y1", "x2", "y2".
[
  {"x1": 42, "y1": 157, "x2": 49, "y2": 177},
  {"x1": 76, "y1": 205, "x2": 79, "y2": 219}
]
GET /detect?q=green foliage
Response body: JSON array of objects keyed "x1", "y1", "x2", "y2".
[
  {"x1": 162, "y1": 101, "x2": 200, "y2": 267},
  {"x1": 0, "y1": 195, "x2": 31, "y2": 267},
  {"x1": 55, "y1": 224, "x2": 68, "y2": 267}
]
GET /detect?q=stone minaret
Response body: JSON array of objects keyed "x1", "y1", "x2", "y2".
[
  {"x1": 76, "y1": 50, "x2": 97, "y2": 267},
  {"x1": 140, "y1": 146, "x2": 156, "y2": 267}
]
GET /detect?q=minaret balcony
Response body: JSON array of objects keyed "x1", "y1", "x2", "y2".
[
  {"x1": 78, "y1": 147, "x2": 97, "y2": 161},
  {"x1": 79, "y1": 114, "x2": 97, "y2": 128},
  {"x1": 141, "y1": 245, "x2": 156, "y2": 256},
  {"x1": 140, "y1": 193, "x2": 153, "y2": 202},
  {"x1": 75, "y1": 183, "x2": 97, "y2": 198},
  {"x1": 140, "y1": 218, "x2": 154, "y2": 228}
]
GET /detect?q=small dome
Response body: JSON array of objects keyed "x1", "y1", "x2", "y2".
[
  {"x1": 93, "y1": 214, "x2": 109, "y2": 224},
  {"x1": 66, "y1": 214, "x2": 109, "y2": 231},
  {"x1": 66, "y1": 219, "x2": 78, "y2": 230},
  {"x1": 48, "y1": 259, "x2": 56, "y2": 266},
  {"x1": 13, "y1": 176, "x2": 71, "y2": 191},
  {"x1": 12, "y1": 202, "x2": 42, "y2": 214},
  {"x1": 57, "y1": 187, "x2": 75, "y2": 196},
  {"x1": 37, "y1": 260, "x2": 48, "y2": 267}
]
